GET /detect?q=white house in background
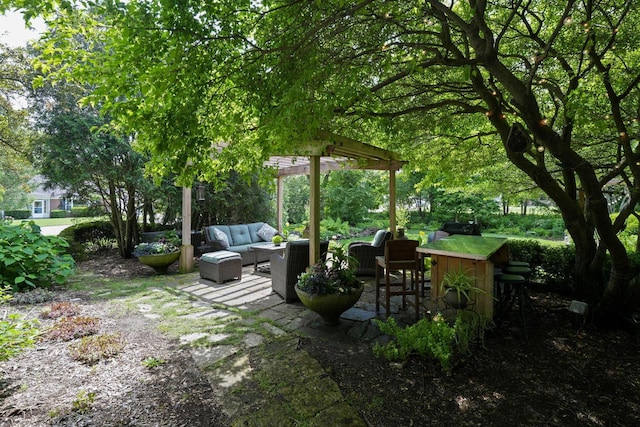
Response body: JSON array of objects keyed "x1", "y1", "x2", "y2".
[{"x1": 27, "y1": 175, "x2": 73, "y2": 218}]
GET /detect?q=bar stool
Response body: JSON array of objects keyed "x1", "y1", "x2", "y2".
[
  {"x1": 506, "y1": 260, "x2": 530, "y2": 268},
  {"x1": 495, "y1": 273, "x2": 530, "y2": 338}
]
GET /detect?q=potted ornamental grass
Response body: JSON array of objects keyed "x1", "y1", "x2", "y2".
[
  {"x1": 133, "y1": 231, "x2": 181, "y2": 274},
  {"x1": 440, "y1": 267, "x2": 487, "y2": 309},
  {"x1": 295, "y1": 244, "x2": 364, "y2": 324}
]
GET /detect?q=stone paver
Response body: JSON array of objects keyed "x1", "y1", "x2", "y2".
[{"x1": 176, "y1": 264, "x2": 423, "y2": 425}]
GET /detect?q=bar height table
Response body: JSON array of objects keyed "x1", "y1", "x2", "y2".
[{"x1": 416, "y1": 235, "x2": 509, "y2": 319}]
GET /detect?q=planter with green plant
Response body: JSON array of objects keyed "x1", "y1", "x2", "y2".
[
  {"x1": 295, "y1": 244, "x2": 363, "y2": 324},
  {"x1": 440, "y1": 268, "x2": 487, "y2": 309},
  {"x1": 133, "y1": 231, "x2": 181, "y2": 274},
  {"x1": 271, "y1": 235, "x2": 283, "y2": 246}
]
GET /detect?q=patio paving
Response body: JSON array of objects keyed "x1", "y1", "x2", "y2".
[{"x1": 176, "y1": 264, "x2": 429, "y2": 425}]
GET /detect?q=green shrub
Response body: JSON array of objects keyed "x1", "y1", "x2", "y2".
[
  {"x1": 3, "y1": 209, "x2": 31, "y2": 219},
  {"x1": 374, "y1": 315, "x2": 457, "y2": 372},
  {"x1": 0, "y1": 221, "x2": 76, "y2": 292},
  {"x1": 507, "y1": 239, "x2": 545, "y2": 267},
  {"x1": 320, "y1": 217, "x2": 352, "y2": 238},
  {"x1": 59, "y1": 220, "x2": 115, "y2": 259},
  {"x1": 538, "y1": 245, "x2": 575, "y2": 292},
  {"x1": 0, "y1": 287, "x2": 40, "y2": 362},
  {"x1": 71, "y1": 206, "x2": 92, "y2": 217},
  {"x1": 50, "y1": 210, "x2": 68, "y2": 218}
]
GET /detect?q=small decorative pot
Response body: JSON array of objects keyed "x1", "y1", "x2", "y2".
[
  {"x1": 295, "y1": 283, "x2": 364, "y2": 325},
  {"x1": 138, "y1": 251, "x2": 181, "y2": 274}
]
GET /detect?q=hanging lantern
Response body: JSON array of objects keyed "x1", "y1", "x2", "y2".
[
  {"x1": 507, "y1": 123, "x2": 532, "y2": 153},
  {"x1": 197, "y1": 183, "x2": 206, "y2": 201}
]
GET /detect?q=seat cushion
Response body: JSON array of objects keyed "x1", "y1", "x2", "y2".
[
  {"x1": 229, "y1": 225, "x2": 252, "y2": 246},
  {"x1": 200, "y1": 250, "x2": 241, "y2": 263},
  {"x1": 247, "y1": 222, "x2": 266, "y2": 242},
  {"x1": 372, "y1": 230, "x2": 388, "y2": 247}
]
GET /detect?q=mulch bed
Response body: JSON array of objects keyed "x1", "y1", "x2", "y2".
[
  {"x1": 2, "y1": 249, "x2": 640, "y2": 426},
  {"x1": 303, "y1": 288, "x2": 640, "y2": 426}
]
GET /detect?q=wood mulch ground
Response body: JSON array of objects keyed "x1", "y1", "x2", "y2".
[{"x1": 2, "y1": 249, "x2": 640, "y2": 426}]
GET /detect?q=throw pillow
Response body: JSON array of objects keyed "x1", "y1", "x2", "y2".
[
  {"x1": 257, "y1": 223, "x2": 278, "y2": 242},
  {"x1": 372, "y1": 230, "x2": 388, "y2": 247},
  {"x1": 213, "y1": 227, "x2": 230, "y2": 249}
]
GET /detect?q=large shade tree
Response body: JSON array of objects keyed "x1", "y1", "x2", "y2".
[
  {"x1": 0, "y1": 43, "x2": 34, "y2": 210},
  {"x1": 8, "y1": 0, "x2": 640, "y2": 324}
]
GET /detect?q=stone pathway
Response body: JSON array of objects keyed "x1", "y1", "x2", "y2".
[{"x1": 175, "y1": 265, "x2": 427, "y2": 426}]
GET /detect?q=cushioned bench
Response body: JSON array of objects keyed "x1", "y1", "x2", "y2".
[{"x1": 199, "y1": 251, "x2": 243, "y2": 284}]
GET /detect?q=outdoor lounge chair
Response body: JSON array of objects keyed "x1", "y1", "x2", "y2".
[
  {"x1": 347, "y1": 230, "x2": 392, "y2": 276},
  {"x1": 271, "y1": 239, "x2": 329, "y2": 303}
]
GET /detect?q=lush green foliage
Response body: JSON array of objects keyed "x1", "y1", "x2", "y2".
[
  {"x1": 0, "y1": 44, "x2": 34, "y2": 213},
  {"x1": 374, "y1": 312, "x2": 491, "y2": 373},
  {"x1": 0, "y1": 221, "x2": 75, "y2": 291},
  {"x1": 194, "y1": 172, "x2": 275, "y2": 229},
  {"x1": 50, "y1": 209, "x2": 67, "y2": 218},
  {"x1": 12, "y1": 0, "x2": 640, "y2": 320},
  {"x1": 70, "y1": 207, "x2": 93, "y2": 217},
  {"x1": 374, "y1": 315, "x2": 457, "y2": 373},
  {"x1": 132, "y1": 239, "x2": 180, "y2": 256},
  {"x1": 58, "y1": 220, "x2": 115, "y2": 260},
  {"x1": 484, "y1": 214, "x2": 566, "y2": 239},
  {"x1": 539, "y1": 246, "x2": 577, "y2": 293},
  {"x1": 322, "y1": 170, "x2": 385, "y2": 225},
  {"x1": 2, "y1": 209, "x2": 31, "y2": 219},
  {"x1": 0, "y1": 286, "x2": 40, "y2": 362},
  {"x1": 283, "y1": 175, "x2": 309, "y2": 225}
]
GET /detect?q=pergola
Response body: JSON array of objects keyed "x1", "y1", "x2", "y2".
[{"x1": 179, "y1": 131, "x2": 406, "y2": 273}]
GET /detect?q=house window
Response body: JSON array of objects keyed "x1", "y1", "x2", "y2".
[{"x1": 33, "y1": 200, "x2": 44, "y2": 214}]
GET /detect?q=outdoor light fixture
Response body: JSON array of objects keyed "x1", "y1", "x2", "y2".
[
  {"x1": 197, "y1": 183, "x2": 206, "y2": 202},
  {"x1": 507, "y1": 122, "x2": 532, "y2": 153}
]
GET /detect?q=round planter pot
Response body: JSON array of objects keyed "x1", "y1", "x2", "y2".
[
  {"x1": 295, "y1": 283, "x2": 364, "y2": 325},
  {"x1": 138, "y1": 251, "x2": 181, "y2": 274},
  {"x1": 443, "y1": 288, "x2": 469, "y2": 309}
]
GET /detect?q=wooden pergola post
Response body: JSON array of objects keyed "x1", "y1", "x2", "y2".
[
  {"x1": 309, "y1": 155, "x2": 321, "y2": 264},
  {"x1": 179, "y1": 186, "x2": 195, "y2": 273},
  {"x1": 277, "y1": 176, "x2": 285, "y2": 233},
  {"x1": 389, "y1": 169, "x2": 397, "y2": 238}
]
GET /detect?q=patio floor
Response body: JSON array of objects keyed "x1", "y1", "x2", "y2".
[{"x1": 179, "y1": 264, "x2": 431, "y2": 336}]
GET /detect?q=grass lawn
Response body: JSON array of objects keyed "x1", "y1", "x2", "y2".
[{"x1": 9, "y1": 217, "x2": 105, "y2": 227}]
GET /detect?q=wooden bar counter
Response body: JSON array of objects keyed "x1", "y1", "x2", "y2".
[{"x1": 417, "y1": 235, "x2": 509, "y2": 319}]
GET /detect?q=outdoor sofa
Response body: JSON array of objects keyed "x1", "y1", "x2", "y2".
[{"x1": 202, "y1": 222, "x2": 279, "y2": 265}]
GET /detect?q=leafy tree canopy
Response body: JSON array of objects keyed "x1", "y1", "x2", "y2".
[{"x1": 8, "y1": 0, "x2": 640, "y2": 323}]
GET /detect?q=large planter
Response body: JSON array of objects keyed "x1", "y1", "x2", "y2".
[
  {"x1": 295, "y1": 283, "x2": 364, "y2": 325},
  {"x1": 138, "y1": 251, "x2": 181, "y2": 274}
]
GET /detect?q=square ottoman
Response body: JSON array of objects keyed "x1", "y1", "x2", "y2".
[{"x1": 199, "y1": 251, "x2": 243, "y2": 284}]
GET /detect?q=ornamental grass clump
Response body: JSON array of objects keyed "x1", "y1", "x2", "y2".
[
  {"x1": 132, "y1": 231, "x2": 180, "y2": 256},
  {"x1": 296, "y1": 245, "x2": 361, "y2": 295}
]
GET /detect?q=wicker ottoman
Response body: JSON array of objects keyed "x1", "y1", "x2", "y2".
[{"x1": 199, "y1": 251, "x2": 242, "y2": 284}]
